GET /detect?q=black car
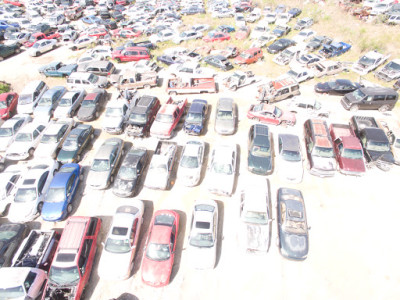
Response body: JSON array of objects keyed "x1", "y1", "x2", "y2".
[
  {"x1": 113, "y1": 147, "x2": 148, "y2": 197},
  {"x1": 0, "y1": 43, "x2": 20, "y2": 61},
  {"x1": 204, "y1": 55, "x2": 234, "y2": 71},
  {"x1": 112, "y1": 11, "x2": 125, "y2": 22},
  {"x1": 0, "y1": 223, "x2": 28, "y2": 267},
  {"x1": 277, "y1": 188, "x2": 309, "y2": 260},
  {"x1": 272, "y1": 25, "x2": 291, "y2": 38},
  {"x1": 306, "y1": 35, "x2": 332, "y2": 51},
  {"x1": 288, "y1": 7, "x2": 302, "y2": 18},
  {"x1": 157, "y1": 54, "x2": 184, "y2": 65},
  {"x1": 314, "y1": 79, "x2": 361, "y2": 95},
  {"x1": 99, "y1": 19, "x2": 118, "y2": 30},
  {"x1": 267, "y1": 38, "x2": 296, "y2": 54},
  {"x1": 100, "y1": 10, "x2": 111, "y2": 19},
  {"x1": 115, "y1": 40, "x2": 156, "y2": 51},
  {"x1": 77, "y1": 89, "x2": 106, "y2": 121},
  {"x1": 126, "y1": 95, "x2": 160, "y2": 137},
  {"x1": 248, "y1": 124, "x2": 273, "y2": 175}
]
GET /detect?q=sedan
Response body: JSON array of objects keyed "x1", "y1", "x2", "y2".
[
  {"x1": 314, "y1": 79, "x2": 361, "y2": 95},
  {"x1": 33, "y1": 86, "x2": 67, "y2": 120},
  {"x1": 267, "y1": 38, "x2": 295, "y2": 54},
  {"x1": 203, "y1": 32, "x2": 230, "y2": 42},
  {"x1": 203, "y1": 55, "x2": 233, "y2": 71},
  {"x1": 57, "y1": 124, "x2": 94, "y2": 164},
  {"x1": 207, "y1": 144, "x2": 237, "y2": 196},
  {"x1": 142, "y1": 210, "x2": 180, "y2": 287},
  {"x1": 77, "y1": 89, "x2": 106, "y2": 122},
  {"x1": 0, "y1": 223, "x2": 28, "y2": 267},
  {"x1": 0, "y1": 165, "x2": 26, "y2": 215},
  {"x1": 248, "y1": 124, "x2": 274, "y2": 175},
  {"x1": 53, "y1": 89, "x2": 86, "y2": 119},
  {"x1": 235, "y1": 26, "x2": 250, "y2": 40},
  {"x1": 41, "y1": 163, "x2": 82, "y2": 222},
  {"x1": 113, "y1": 147, "x2": 148, "y2": 197},
  {"x1": 177, "y1": 140, "x2": 205, "y2": 187},
  {"x1": 0, "y1": 114, "x2": 32, "y2": 153},
  {"x1": 0, "y1": 92, "x2": 18, "y2": 120},
  {"x1": 188, "y1": 199, "x2": 218, "y2": 269},
  {"x1": 28, "y1": 39, "x2": 57, "y2": 57},
  {"x1": 277, "y1": 188, "x2": 309, "y2": 260},
  {"x1": 98, "y1": 203, "x2": 144, "y2": 280},
  {"x1": 247, "y1": 103, "x2": 296, "y2": 126},
  {"x1": 277, "y1": 134, "x2": 304, "y2": 183},
  {"x1": 157, "y1": 54, "x2": 184, "y2": 66},
  {"x1": 112, "y1": 28, "x2": 142, "y2": 39},
  {"x1": 87, "y1": 138, "x2": 124, "y2": 189}
]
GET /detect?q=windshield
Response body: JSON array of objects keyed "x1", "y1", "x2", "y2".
[
  {"x1": 342, "y1": 148, "x2": 363, "y2": 159},
  {"x1": 88, "y1": 74, "x2": 99, "y2": 84},
  {"x1": 0, "y1": 286, "x2": 25, "y2": 299},
  {"x1": 274, "y1": 106, "x2": 282, "y2": 117},
  {"x1": 251, "y1": 145, "x2": 270, "y2": 157},
  {"x1": 155, "y1": 114, "x2": 173, "y2": 123},
  {"x1": 49, "y1": 266, "x2": 80, "y2": 286},
  {"x1": 118, "y1": 165, "x2": 137, "y2": 180},
  {"x1": 284, "y1": 220, "x2": 307, "y2": 234},
  {"x1": 212, "y1": 162, "x2": 232, "y2": 175},
  {"x1": 0, "y1": 101, "x2": 7, "y2": 109},
  {"x1": 15, "y1": 132, "x2": 32, "y2": 142},
  {"x1": 146, "y1": 243, "x2": 170, "y2": 261},
  {"x1": 282, "y1": 150, "x2": 301, "y2": 162},
  {"x1": 62, "y1": 138, "x2": 78, "y2": 151},
  {"x1": 367, "y1": 140, "x2": 390, "y2": 152},
  {"x1": 313, "y1": 146, "x2": 334, "y2": 158},
  {"x1": 240, "y1": 53, "x2": 251, "y2": 59},
  {"x1": 387, "y1": 61, "x2": 400, "y2": 71},
  {"x1": 105, "y1": 237, "x2": 130, "y2": 253},
  {"x1": 41, "y1": 134, "x2": 58, "y2": 144},
  {"x1": 190, "y1": 232, "x2": 214, "y2": 248},
  {"x1": 129, "y1": 113, "x2": 146, "y2": 124},
  {"x1": 328, "y1": 81, "x2": 339, "y2": 89},
  {"x1": 359, "y1": 55, "x2": 375, "y2": 66},
  {"x1": 29, "y1": 35, "x2": 36, "y2": 42},
  {"x1": 244, "y1": 211, "x2": 268, "y2": 224},
  {"x1": 59, "y1": 97, "x2": 72, "y2": 107},
  {"x1": 287, "y1": 70, "x2": 299, "y2": 78},
  {"x1": 18, "y1": 94, "x2": 32, "y2": 105},
  {"x1": 180, "y1": 155, "x2": 199, "y2": 169},
  {"x1": 32, "y1": 43, "x2": 41, "y2": 49},
  {"x1": 38, "y1": 97, "x2": 52, "y2": 106},
  {"x1": 351, "y1": 89, "x2": 365, "y2": 101},
  {"x1": 15, "y1": 187, "x2": 37, "y2": 203},
  {"x1": 106, "y1": 107, "x2": 123, "y2": 117},
  {"x1": 91, "y1": 159, "x2": 110, "y2": 172},
  {"x1": 81, "y1": 100, "x2": 95, "y2": 107},
  {"x1": 217, "y1": 110, "x2": 233, "y2": 120},
  {"x1": 0, "y1": 128, "x2": 12, "y2": 137},
  {"x1": 45, "y1": 187, "x2": 65, "y2": 203},
  {"x1": 186, "y1": 112, "x2": 202, "y2": 123}
]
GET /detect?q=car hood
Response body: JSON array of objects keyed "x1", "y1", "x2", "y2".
[
  {"x1": 312, "y1": 156, "x2": 336, "y2": 172},
  {"x1": 279, "y1": 159, "x2": 303, "y2": 183},
  {"x1": 151, "y1": 121, "x2": 171, "y2": 136},
  {"x1": 340, "y1": 157, "x2": 366, "y2": 173},
  {"x1": 315, "y1": 82, "x2": 331, "y2": 92},
  {"x1": 113, "y1": 178, "x2": 137, "y2": 194},
  {"x1": 188, "y1": 245, "x2": 216, "y2": 269},
  {"x1": 54, "y1": 106, "x2": 70, "y2": 118},
  {"x1": 8, "y1": 201, "x2": 36, "y2": 223},
  {"x1": 98, "y1": 249, "x2": 133, "y2": 279},
  {"x1": 42, "y1": 201, "x2": 66, "y2": 221},
  {"x1": 0, "y1": 136, "x2": 13, "y2": 152},
  {"x1": 177, "y1": 166, "x2": 201, "y2": 184},
  {"x1": 215, "y1": 119, "x2": 235, "y2": 134},
  {"x1": 142, "y1": 256, "x2": 172, "y2": 286},
  {"x1": 77, "y1": 106, "x2": 96, "y2": 119},
  {"x1": 34, "y1": 105, "x2": 52, "y2": 117},
  {"x1": 208, "y1": 173, "x2": 234, "y2": 195},
  {"x1": 241, "y1": 223, "x2": 269, "y2": 252},
  {"x1": 307, "y1": 41, "x2": 320, "y2": 49},
  {"x1": 248, "y1": 154, "x2": 272, "y2": 175},
  {"x1": 7, "y1": 141, "x2": 30, "y2": 155},
  {"x1": 145, "y1": 169, "x2": 168, "y2": 189},
  {"x1": 184, "y1": 122, "x2": 203, "y2": 133},
  {"x1": 87, "y1": 170, "x2": 110, "y2": 188},
  {"x1": 35, "y1": 143, "x2": 58, "y2": 158},
  {"x1": 281, "y1": 231, "x2": 308, "y2": 260}
]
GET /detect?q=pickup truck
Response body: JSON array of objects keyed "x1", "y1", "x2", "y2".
[
  {"x1": 12, "y1": 230, "x2": 60, "y2": 271},
  {"x1": 223, "y1": 71, "x2": 259, "y2": 91},
  {"x1": 166, "y1": 77, "x2": 217, "y2": 95},
  {"x1": 319, "y1": 41, "x2": 351, "y2": 58},
  {"x1": 150, "y1": 97, "x2": 187, "y2": 139},
  {"x1": 144, "y1": 141, "x2": 178, "y2": 190},
  {"x1": 110, "y1": 71, "x2": 158, "y2": 90},
  {"x1": 23, "y1": 31, "x2": 60, "y2": 48},
  {"x1": 184, "y1": 99, "x2": 208, "y2": 135},
  {"x1": 38, "y1": 61, "x2": 78, "y2": 77},
  {"x1": 329, "y1": 123, "x2": 366, "y2": 175},
  {"x1": 350, "y1": 115, "x2": 395, "y2": 171}
]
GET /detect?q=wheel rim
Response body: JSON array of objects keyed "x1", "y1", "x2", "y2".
[
  {"x1": 67, "y1": 204, "x2": 73, "y2": 213},
  {"x1": 37, "y1": 202, "x2": 43, "y2": 213}
]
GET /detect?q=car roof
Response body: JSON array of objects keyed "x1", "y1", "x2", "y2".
[
  {"x1": 137, "y1": 95, "x2": 157, "y2": 107},
  {"x1": 18, "y1": 122, "x2": 43, "y2": 133},
  {"x1": 243, "y1": 184, "x2": 269, "y2": 212},
  {"x1": 273, "y1": 77, "x2": 297, "y2": 89},
  {"x1": 189, "y1": 101, "x2": 205, "y2": 113},
  {"x1": 279, "y1": 133, "x2": 300, "y2": 152},
  {"x1": 359, "y1": 87, "x2": 397, "y2": 96},
  {"x1": 56, "y1": 217, "x2": 89, "y2": 260},
  {"x1": 213, "y1": 144, "x2": 235, "y2": 161},
  {"x1": 363, "y1": 51, "x2": 384, "y2": 59},
  {"x1": 217, "y1": 97, "x2": 234, "y2": 110},
  {"x1": 122, "y1": 148, "x2": 145, "y2": 166},
  {"x1": 0, "y1": 267, "x2": 34, "y2": 287},
  {"x1": 50, "y1": 169, "x2": 74, "y2": 188},
  {"x1": 364, "y1": 127, "x2": 389, "y2": 142},
  {"x1": 96, "y1": 144, "x2": 117, "y2": 159},
  {"x1": 2, "y1": 115, "x2": 26, "y2": 128},
  {"x1": 183, "y1": 141, "x2": 202, "y2": 157}
]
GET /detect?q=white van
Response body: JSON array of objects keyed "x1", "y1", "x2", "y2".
[{"x1": 67, "y1": 72, "x2": 109, "y2": 90}]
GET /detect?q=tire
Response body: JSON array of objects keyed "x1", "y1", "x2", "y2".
[
  {"x1": 169, "y1": 91, "x2": 177, "y2": 96},
  {"x1": 52, "y1": 44, "x2": 56, "y2": 50},
  {"x1": 144, "y1": 84, "x2": 150, "y2": 89},
  {"x1": 110, "y1": 175, "x2": 114, "y2": 183},
  {"x1": 95, "y1": 111, "x2": 99, "y2": 118},
  {"x1": 0, "y1": 57, "x2": 3, "y2": 61},
  {"x1": 379, "y1": 105, "x2": 390, "y2": 113},
  {"x1": 350, "y1": 105, "x2": 359, "y2": 112},
  {"x1": 37, "y1": 202, "x2": 43, "y2": 213},
  {"x1": 231, "y1": 85, "x2": 238, "y2": 91},
  {"x1": 116, "y1": 58, "x2": 121, "y2": 63},
  {"x1": 0, "y1": 163, "x2": 4, "y2": 173},
  {"x1": 70, "y1": 110, "x2": 75, "y2": 117},
  {"x1": 77, "y1": 154, "x2": 81, "y2": 162},
  {"x1": 67, "y1": 204, "x2": 73, "y2": 214},
  {"x1": 28, "y1": 148, "x2": 35, "y2": 158},
  {"x1": 15, "y1": 48, "x2": 21, "y2": 54}
]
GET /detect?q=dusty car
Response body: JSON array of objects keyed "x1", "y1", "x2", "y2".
[
  {"x1": 0, "y1": 92, "x2": 18, "y2": 120},
  {"x1": 173, "y1": 30, "x2": 202, "y2": 44},
  {"x1": 17, "y1": 80, "x2": 48, "y2": 115},
  {"x1": 33, "y1": 86, "x2": 67, "y2": 120},
  {"x1": 0, "y1": 43, "x2": 21, "y2": 61},
  {"x1": 277, "y1": 134, "x2": 304, "y2": 183},
  {"x1": 214, "y1": 97, "x2": 236, "y2": 135},
  {"x1": 234, "y1": 47, "x2": 263, "y2": 64},
  {"x1": 207, "y1": 143, "x2": 237, "y2": 196},
  {"x1": 294, "y1": 17, "x2": 313, "y2": 30},
  {"x1": 28, "y1": 39, "x2": 57, "y2": 57},
  {"x1": 223, "y1": 71, "x2": 259, "y2": 91},
  {"x1": 271, "y1": 24, "x2": 291, "y2": 38},
  {"x1": 203, "y1": 55, "x2": 234, "y2": 71},
  {"x1": 177, "y1": 140, "x2": 205, "y2": 187},
  {"x1": 284, "y1": 66, "x2": 314, "y2": 83},
  {"x1": 375, "y1": 59, "x2": 400, "y2": 81},
  {"x1": 247, "y1": 124, "x2": 274, "y2": 175},
  {"x1": 87, "y1": 138, "x2": 124, "y2": 189},
  {"x1": 239, "y1": 180, "x2": 272, "y2": 253},
  {"x1": 98, "y1": 203, "x2": 144, "y2": 280},
  {"x1": 288, "y1": 97, "x2": 330, "y2": 118},
  {"x1": 70, "y1": 35, "x2": 97, "y2": 51},
  {"x1": 267, "y1": 38, "x2": 296, "y2": 54},
  {"x1": 76, "y1": 89, "x2": 106, "y2": 122},
  {"x1": 250, "y1": 33, "x2": 277, "y2": 48},
  {"x1": 306, "y1": 35, "x2": 332, "y2": 51},
  {"x1": 102, "y1": 99, "x2": 131, "y2": 135},
  {"x1": 113, "y1": 147, "x2": 148, "y2": 197},
  {"x1": 292, "y1": 29, "x2": 315, "y2": 43},
  {"x1": 187, "y1": 199, "x2": 219, "y2": 269},
  {"x1": 272, "y1": 46, "x2": 303, "y2": 66},
  {"x1": 294, "y1": 53, "x2": 324, "y2": 68},
  {"x1": 53, "y1": 89, "x2": 86, "y2": 119},
  {"x1": 38, "y1": 61, "x2": 78, "y2": 77},
  {"x1": 277, "y1": 188, "x2": 309, "y2": 260},
  {"x1": 352, "y1": 51, "x2": 390, "y2": 76},
  {"x1": 247, "y1": 103, "x2": 296, "y2": 126},
  {"x1": 314, "y1": 79, "x2": 361, "y2": 95},
  {"x1": 0, "y1": 165, "x2": 26, "y2": 214},
  {"x1": 0, "y1": 114, "x2": 32, "y2": 153},
  {"x1": 313, "y1": 61, "x2": 347, "y2": 78},
  {"x1": 0, "y1": 223, "x2": 28, "y2": 267}
]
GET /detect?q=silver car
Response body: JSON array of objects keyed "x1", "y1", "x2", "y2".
[
  {"x1": 214, "y1": 98, "x2": 236, "y2": 135},
  {"x1": 53, "y1": 89, "x2": 86, "y2": 119},
  {"x1": 177, "y1": 140, "x2": 205, "y2": 187}
]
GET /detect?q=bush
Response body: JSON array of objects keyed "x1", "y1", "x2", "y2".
[{"x1": 0, "y1": 82, "x2": 10, "y2": 94}]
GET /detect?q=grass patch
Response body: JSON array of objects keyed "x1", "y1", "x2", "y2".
[{"x1": 0, "y1": 82, "x2": 11, "y2": 93}]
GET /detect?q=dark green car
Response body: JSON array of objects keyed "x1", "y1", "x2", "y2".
[
  {"x1": 0, "y1": 44, "x2": 21, "y2": 61},
  {"x1": 57, "y1": 124, "x2": 94, "y2": 164}
]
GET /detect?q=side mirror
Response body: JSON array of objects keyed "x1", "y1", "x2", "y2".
[{"x1": 101, "y1": 242, "x2": 105, "y2": 247}]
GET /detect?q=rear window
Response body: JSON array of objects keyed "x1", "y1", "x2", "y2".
[
  {"x1": 56, "y1": 253, "x2": 76, "y2": 262},
  {"x1": 154, "y1": 214, "x2": 175, "y2": 226}
]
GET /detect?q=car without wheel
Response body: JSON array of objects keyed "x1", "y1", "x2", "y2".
[{"x1": 247, "y1": 103, "x2": 296, "y2": 126}]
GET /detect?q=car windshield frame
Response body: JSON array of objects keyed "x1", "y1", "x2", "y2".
[
  {"x1": 49, "y1": 265, "x2": 80, "y2": 286},
  {"x1": 145, "y1": 242, "x2": 171, "y2": 261}
]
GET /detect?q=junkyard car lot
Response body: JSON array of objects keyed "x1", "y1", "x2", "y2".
[{"x1": 1, "y1": 27, "x2": 400, "y2": 300}]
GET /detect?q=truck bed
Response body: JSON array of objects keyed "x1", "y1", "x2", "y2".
[
  {"x1": 351, "y1": 116, "x2": 379, "y2": 132},
  {"x1": 155, "y1": 141, "x2": 177, "y2": 156},
  {"x1": 330, "y1": 123, "x2": 354, "y2": 139}
]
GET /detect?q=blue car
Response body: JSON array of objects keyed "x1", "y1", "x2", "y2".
[
  {"x1": 81, "y1": 15, "x2": 101, "y2": 25},
  {"x1": 41, "y1": 163, "x2": 82, "y2": 222},
  {"x1": 217, "y1": 25, "x2": 235, "y2": 33},
  {"x1": 184, "y1": 99, "x2": 208, "y2": 135}
]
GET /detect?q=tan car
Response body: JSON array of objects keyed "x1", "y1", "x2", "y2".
[
  {"x1": 110, "y1": 71, "x2": 158, "y2": 90},
  {"x1": 313, "y1": 61, "x2": 347, "y2": 78}
]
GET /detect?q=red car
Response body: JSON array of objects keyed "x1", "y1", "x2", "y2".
[
  {"x1": 235, "y1": 47, "x2": 263, "y2": 64},
  {"x1": 247, "y1": 103, "x2": 296, "y2": 126},
  {"x1": 4, "y1": 0, "x2": 23, "y2": 6},
  {"x1": 86, "y1": 28, "x2": 109, "y2": 39},
  {"x1": 111, "y1": 28, "x2": 142, "y2": 38},
  {"x1": 112, "y1": 46, "x2": 150, "y2": 62},
  {"x1": 235, "y1": 26, "x2": 251, "y2": 40},
  {"x1": 203, "y1": 31, "x2": 231, "y2": 42},
  {"x1": 23, "y1": 32, "x2": 60, "y2": 48},
  {"x1": 141, "y1": 210, "x2": 180, "y2": 287},
  {"x1": 116, "y1": 0, "x2": 128, "y2": 5},
  {"x1": 0, "y1": 92, "x2": 18, "y2": 120}
]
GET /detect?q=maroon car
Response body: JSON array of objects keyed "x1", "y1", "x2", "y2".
[
  {"x1": 112, "y1": 46, "x2": 151, "y2": 63},
  {"x1": 0, "y1": 92, "x2": 18, "y2": 120}
]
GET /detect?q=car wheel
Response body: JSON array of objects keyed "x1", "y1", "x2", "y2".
[
  {"x1": 77, "y1": 154, "x2": 81, "y2": 162},
  {"x1": 379, "y1": 105, "x2": 390, "y2": 113},
  {"x1": 67, "y1": 204, "x2": 73, "y2": 214},
  {"x1": 95, "y1": 111, "x2": 99, "y2": 118},
  {"x1": 15, "y1": 48, "x2": 21, "y2": 54},
  {"x1": 116, "y1": 58, "x2": 121, "y2": 63},
  {"x1": 350, "y1": 105, "x2": 359, "y2": 112},
  {"x1": 70, "y1": 110, "x2": 75, "y2": 117},
  {"x1": 0, "y1": 57, "x2": 3, "y2": 61},
  {"x1": 231, "y1": 85, "x2": 238, "y2": 91},
  {"x1": 144, "y1": 84, "x2": 150, "y2": 89},
  {"x1": 0, "y1": 163, "x2": 4, "y2": 173},
  {"x1": 110, "y1": 175, "x2": 114, "y2": 183},
  {"x1": 37, "y1": 202, "x2": 43, "y2": 213},
  {"x1": 28, "y1": 148, "x2": 35, "y2": 158},
  {"x1": 169, "y1": 91, "x2": 178, "y2": 95},
  {"x1": 52, "y1": 44, "x2": 56, "y2": 50}
]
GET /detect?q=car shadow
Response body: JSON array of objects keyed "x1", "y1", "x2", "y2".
[
  {"x1": 131, "y1": 200, "x2": 154, "y2": 276},
  {"x1": 202, "y1": 103, "x2": 212, "y2": 136},
  {"x1": 169, "y1": 145, "x2": 182, "y2": 190},
  {"x1": 215, "y1": 200, "x2": 224, "y2": 267},
  {"x1": 169, "y1": 209, "x2": 186, "y2": 284},
  {"x1": 231, "y1": 143, "x2": 241, "y2": 196},
  {"x1": 110, "y1": 293, "x2": 139, "y2": 300},
  {"x1": 197, "y1": 141, "x2": 209, "y2": 186},
  {"x1": 133, "y1": 149, "x2": 153, "y2": 196}
]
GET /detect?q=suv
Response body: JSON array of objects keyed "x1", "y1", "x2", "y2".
[
  {"x1": 304, "y1": 119, "x2": 336, "y2": 177},
  {"x1": 341, "y1": 87, "x2": 398, "y2": 112},
  {"x1": 247, "y1": 124, "x2": 274, "y2": 175},
  {"x1": 126, "y1": 96, "x2": 161, "y2": 137},
  {"x1": 18, "y1": 80, "x2": 48, "y2": 114},
  {"x1": 257, "y1": 77, "x2": 300, "y2": 103},
  {"x1": 77, "y1": 61, "x2": 116, "y2": 76},
  {"x1": 44, "y1": 216, "x2": 101, "y2": 300}
]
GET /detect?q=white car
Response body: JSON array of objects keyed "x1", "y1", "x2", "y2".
[
  {"x1": 102, "y1": 99, "x2": 131, "y2": 135},
  {"x1": 70, "y1": 35, "x2": 97, "y2": 51},
  {"x1": 191, "y1": 24, "x2": 210, "y2": 32},
  {"x1": 275, "y1": 13, "x2": 291, "y2": 25},
  {"x1": 207, "y1": 144, "x2": 237, "y2": 196},
  {"x1": 273, "y1": 46, "x2": 303, "y2": 66},
  {"x1": 177, "y1": 140, "x2": 205, "y2": 187},
  {"x1": 54, "y1": 89, "x2": 87, "y2": 119},
  {"x1": 0, "y1": 165, "x2": 27, "y2": 216},
  {"x1": 85, "y1": 45, "x2": 113, "y2": 60},
  {"x1": 250, "y1": 24, "x2": 270, "y2": 40},
  {"x1": 235, "y1": 13, "x2": 246, "y2": 27},
  {"x1": 239, "y1": 180, "x2": 272, "y2": 253},
  {"x1": 212, "y1": 8, "x2": 235, "y2": 18},
  {"x1": 127, "y1": 60, "x2": 160, "y2": 73},
  {"x1": 293, "y1": 53, "x2": 325, "y2": 68},
  {"x1": 0, "y1": 114, "x2": 32, "y2": 153},
  {"x1": 188, "y1": 199, "x2": 218, "y2": 269},
  {"x1": 292, "y1": 29, "x2": 316, "y2": 44},
  {"x1": 168, "y1": 62, "x2": 216, "y2": 78},
  {"x1": 250, "y1": 34, "x2": 276, "y2": 48},
  {"x1": 173, "y1": 30, "x2": 202, "y2": 44},
  {"x1": 8, "y1": 160, "x2": 58, "y2": 223},
  {"x1": 6, "y1": 122, "x2": 47, "y2": 160},
  {"x1": 284, "y1": 66, "x2": 314, "y2": 83},
  {"x1": 35, "y1": 119, "x2": 75, "y2": 159},
  {"x1": 149, "y1": 29, "x2": 176, "y2": 44},
  {"x1": 264, "y1": 12, "x2": 277, "y2": 24},
  {"x1": 4, "y1": 31, "x2": 31, "y2": 46},
  {"x1": 352, "y1": 51, "x2": 390, "y2": 76},
  {"x1": 276, "y1": 134, "x2": 304, "y2": 183},
  {"x1": 76, "y1": 55, "x2": 102, "y2": 65},
  {"x1": 28, "y1": 39, "x2": 57, "y2": 57},
  {"x1": 98, "y1": 202, "x2": 144, "y2": 280}
]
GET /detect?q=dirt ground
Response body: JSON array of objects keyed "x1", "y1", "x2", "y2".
[{"x1": 1, "y1": 44, "x2": 400, "y2": 300}]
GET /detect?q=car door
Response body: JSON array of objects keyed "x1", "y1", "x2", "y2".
[
  {"x1": 71, "y1": 93, "x2": 79, "y2": 112},
  {"x1": 170, "y1": 224, "x2": 176, "y2": 262},
  {"x1": 37, "y1": 171, "x2": 50, "y2": 205},
  {"x1": 66, "y1": 172, "x2": 78, "y2": 204}
]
